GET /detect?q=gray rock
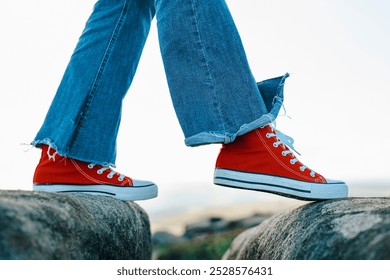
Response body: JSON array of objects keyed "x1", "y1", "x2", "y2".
[
  {"x1": 223, "y1": 197, "x2": 390, "y2": 260},
  {"x1": 230, "y1": 214, "x2": 270, "y2": 229},
  {"x1": 0, "y1": 190, "x2": 152, "y2": 259}
]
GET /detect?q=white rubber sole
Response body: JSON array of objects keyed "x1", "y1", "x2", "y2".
[
  {"x1": 214, "y1": 168, "x2": 348, "y2": 201},
  {"x1": 33, "y1": 181, "x2": 158, "y2": 201}
]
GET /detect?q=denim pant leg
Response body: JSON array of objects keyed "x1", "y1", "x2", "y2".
[
  {"x1": 155, "y1": 0, "x2": 288, "y2": 146},
  {"x1": 34, "y1": 0, "x2": 288, "y2": 166},
  {"x1": 33, "y1": 0, "x2": 156, "y2": 166}
]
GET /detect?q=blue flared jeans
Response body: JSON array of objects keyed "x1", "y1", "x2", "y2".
[{"x1": 33, "y1": 0, "x2": 288, "y2": 167}]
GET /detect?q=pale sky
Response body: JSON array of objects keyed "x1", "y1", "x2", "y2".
[{"x1": 1, "y1": 0, "x2": 389, "y2": 217}]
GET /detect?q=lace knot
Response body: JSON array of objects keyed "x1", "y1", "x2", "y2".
[{"x1": 47, "y1": 146, "x2": 58, "y2": 161}]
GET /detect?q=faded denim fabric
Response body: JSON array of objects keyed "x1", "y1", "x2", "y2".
[{"x1": 33, "y1": 0, "x2": 288, "y2": 166}]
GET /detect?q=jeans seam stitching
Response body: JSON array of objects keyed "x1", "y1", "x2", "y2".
[
  {"x1": 69, "y1": 0, "x2": 130, "y2": 151},
  {"x1": 190, "y1": 0, "x2": 226, "y2": 134}
]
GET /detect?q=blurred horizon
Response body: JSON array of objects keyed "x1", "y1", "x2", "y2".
[{"x1": 137, "y1": 178, "x2": 390, "y2": 234}]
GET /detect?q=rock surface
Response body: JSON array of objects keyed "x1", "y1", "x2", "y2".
[
  {"x1": 223, "y1": 197, "x2": 390, "y2": 260},
  {"x1": 0, "y1": 190, "x2": 152, "y2": 260}
]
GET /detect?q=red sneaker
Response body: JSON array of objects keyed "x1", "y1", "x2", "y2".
[
  {"x1": 33, "y1": 145, "x2": 158, "y2": 201},
  {"x1": 214, "y1": 125, "x2": 348, "y2": 200}
]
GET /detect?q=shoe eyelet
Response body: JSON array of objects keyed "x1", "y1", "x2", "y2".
[
  {"x1": 266, "y1": 133, "x2": 271, "y2": 138},
  {"x1": 281, "y1": 151, "x2": 288, "y2": 156},
  {"x1": 118, "y1": 177, "x2": 124, "y2": 182},
  {"x1": 88, "y1": 164, "x2": 94, "y2": 169},
  {"x1": 300, "y1": 166, "x2": 305, "y2": 172},
  {"x1": 310, "y1": 173, "x2": 315, "y2": 178},
  {"x1": 97, "y1": 170, "x2": 103, "y2": 175},
  {"x1": 107, "y1": 174, "x2": 113, "y2": 179},
  {"x1": 273, "y1": 143, "x2": 278, "y2": 148},
  {"x1": 290, "y1": 159, "x2": 296, "y2": 165}
]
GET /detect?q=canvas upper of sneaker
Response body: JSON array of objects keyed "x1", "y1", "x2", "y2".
[{"x1": 216, "y1": 125, "x2": 327, "y2": 183}]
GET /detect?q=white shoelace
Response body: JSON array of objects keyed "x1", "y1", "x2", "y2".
[
  {"x1": 46, "y1": 146, "x2": 58, "y2": 161},
  {"x1": 87, "y1": 163, "x2": 125, "y2": 181},
  {"x1": 46, "y1": 145, "x2": 126, "y2": 181},
  {"x1": 266, "y1": 123, "x2": 316, "y2": 177}
]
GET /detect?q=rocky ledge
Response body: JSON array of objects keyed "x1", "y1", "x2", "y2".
[
  {"x1": 223, "y1": 197, "x2": 390, "y2": 260},
  {"x1": 0, "y1": 190, "x2": 151, "y2": 260}
]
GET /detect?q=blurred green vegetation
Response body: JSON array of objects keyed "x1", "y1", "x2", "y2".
[{"x1": 154, "y1": 229, "x2": 243, "y2": 260}]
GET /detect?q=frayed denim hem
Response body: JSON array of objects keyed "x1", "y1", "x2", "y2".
[
  {"x1": 31, "y1": 139, "x2": 116, "y2": 167},
  {"x1": 184, "y1": 73, "x2": 288, "y2": 147},
  {"x1": 184, "y1": 112, "x2": 277, "y2": 146}
]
